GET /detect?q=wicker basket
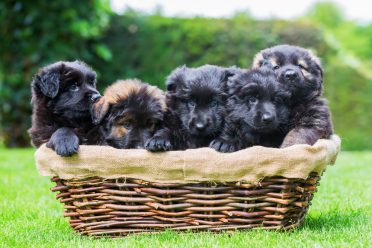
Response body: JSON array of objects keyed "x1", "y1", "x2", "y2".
[
  {"x1": 51, "y1": 173, "x2": 320, "y2": 236},
  {"x1": 37, "y1": 136, "x2": 340, "y2": 237}
]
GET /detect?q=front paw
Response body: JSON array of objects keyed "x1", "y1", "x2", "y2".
[
  {"x1": 145, "y1": 136, "x2": 173, "y2": 152},
  {"x1": 209, "y1": 138, "x2": 238, "y2": 153},
  {"x1": 47, "y1": 134, "x2": 79, "y2": 157}
]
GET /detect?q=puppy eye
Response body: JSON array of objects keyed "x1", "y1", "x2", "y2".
[
  {"x1": 123, "y1": 122, "x2": 132, "y2": 129},
  {"x1": 274, "y1": 96, "x2": 283, "y2": 103},
  {"x1": 69, "y1": 83, "x2": 80, "y2": 92},
  {"x1": 210, "y1": 100, "x2": 218, "y2": 107},
  {"x1": 249, "y1": 97, "x2": 257, "y2": 104},
  {"x1": 273, "y1": 65, "x2": 280, "y2": 70},
  {"x1": 298, "y1": 64, "x2": 306, "y2": 70},
  {"x1": 188, "y1": 101, "x2": 195, "y2": 108},
  {"x1": 147, "y1": 119, "x2": 156, "y2": 127}
]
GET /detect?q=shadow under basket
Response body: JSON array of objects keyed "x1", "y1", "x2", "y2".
[{"x1": 36, "y1": 135, "x2": 341, "y2": 237}]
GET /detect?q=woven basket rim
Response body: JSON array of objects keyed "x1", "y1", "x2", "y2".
[{"x1": 35, "y1": 135, "x2": 340, "y2": 183}]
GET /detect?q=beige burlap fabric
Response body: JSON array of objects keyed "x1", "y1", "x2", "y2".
[{"x1": 35, "y1": 135, "x2": 341, "y2": 183}]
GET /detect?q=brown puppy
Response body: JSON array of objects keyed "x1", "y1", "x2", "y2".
[
  {"x1": 252, "y1": 44, "x2": 333, "y2": 147},
  {"x1": 92, "y1": 79, "x2": 166, "y2": 148},
  {"x1": 28, "y1": 61, "x2": 101, "y2": 156}
]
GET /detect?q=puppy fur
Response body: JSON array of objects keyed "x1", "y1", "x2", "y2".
[
  {"x1": 252, "y1": 44, "x2": 333, "y2": 147},
  {"x1": 210, "y1": 68, "x2": 291, "y2": 152},
  {"x1": 92, "y1": 79, "x2": 166, "y2": 149},
  {"x1": 28, "y1": 61, "x2": 101, "y2": 156},
  {"x1": 145, "y1": 65, "x2": 240, "y2": 151}
]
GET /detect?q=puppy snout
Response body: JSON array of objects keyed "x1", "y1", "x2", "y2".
[
  {"x1": 261, "y1": 113, "x2": 274, "y2": 124},
  {"x1": 90, "y1": 93, "x2": 101, "y2": 103},
  {"x1": 195, "y1": 122, "x2": 206, "y2": 131},
  {"x1": 285, "y1": 69, "x2": 298, "y2": 81}
]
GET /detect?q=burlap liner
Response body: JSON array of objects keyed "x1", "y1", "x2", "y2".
[{"x1": 35, "y1": 135, "x2": 340, "y2": 183}]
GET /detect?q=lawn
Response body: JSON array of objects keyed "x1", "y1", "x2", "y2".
[{"x1": 0, "y1": 148, "x2": 371, "y2": 247}]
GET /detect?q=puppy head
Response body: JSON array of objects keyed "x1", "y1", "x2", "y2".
[
  {"x1": 166, "y1": 65, "x2": 239, "y2": 137},
  {"x1": 228, "y1": 69, "x2": 291, "y2": 133},
  {"x1": 252, "y1": 44, "x2": 323, "y2": 101},
  {"x1": 93, "y1": 79, "x2": 166, "y2": 149},
  {"x1": 32, "y1": 60, "x2": 100, "y2": 122}
]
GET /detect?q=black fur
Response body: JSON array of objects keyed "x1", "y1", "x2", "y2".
[
  {"x1": 210, "y1": 69, "x2": 291, "y2": 152},
  {"x1": 145, "y1": 65, "x2": 240, "y2": 151},
  {"x1": 253, "y1": 44, "x2": 333, "y2": 147},
  {"x1": 28, "y1": 61, "x2": 101, "y2": 156}
]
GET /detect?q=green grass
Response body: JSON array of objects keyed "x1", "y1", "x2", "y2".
[{"x1": 0, "y1": 148, "x2": 371, "y2": 248}]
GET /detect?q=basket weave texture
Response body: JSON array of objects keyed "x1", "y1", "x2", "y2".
[
  {"x1": 51, "y1": 172, "x2": 320, "y2": 236},
  {"x1": 40, "y1": 136, "x2": 340, "y2": 236}
]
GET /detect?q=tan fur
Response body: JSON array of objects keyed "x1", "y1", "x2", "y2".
[
  {"x1": 269, "y1": 57, "x2": 278, "y2": 67},
  {"x1": 92, "y1": 97, "x2": 110, "y2": 124},
  {"x1": 104, "y1": 79, "x2": 166, "y2": 112},
  {"x1": 302, "y1": 69, "x2": 312, "y2": 79},
  {"x1": 252, "y1": 52, "x2": 264, "y2": 69},
  {"x1": 297, "y1": 59, "x2": 308, "y2": 70},
  {"x1": 104, "y1": 79, "x2": 143, "y2": 104},
  {"x1": 307, "y1": 50, "x2": 322, "y2": 67},
  {"x1": 110, "y1": 126, "x2": 128, "y2": 139}
]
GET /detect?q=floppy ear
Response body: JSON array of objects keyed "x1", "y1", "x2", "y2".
[
  {"x1": 91, "y1": 97, "x2": 110, "y2": 125},
  {"x1": 166, "y1": 65, "x2": 187, "y2": 93},
  {"x1": 33, "y1": 64, "x2": 64, "y2": 98}
]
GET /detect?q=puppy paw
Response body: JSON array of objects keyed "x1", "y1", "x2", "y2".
[
  {"x1": 209, "y1": 138, "x2": 237, "y2": 153},
  {"x1": 145, "y1": 136, "x2": 172, "y2": 152},
  {"x1": 47, "y1": 128, "x2": 80, "y2": 156}
]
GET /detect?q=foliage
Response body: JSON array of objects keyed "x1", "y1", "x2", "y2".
[
  {"x1": 0, "y1": 0, "x2": 111, "y2": 147},
  {"x1": 0, "y1": 2, "x2": 371, "y2": 150}
]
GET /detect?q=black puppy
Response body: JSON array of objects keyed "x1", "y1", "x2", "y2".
[
  {"x1": 92, "y1": 79, "x2": 166, "y2": 149},
  {"x1": 252, "y1": 44, "x2": 333, "y2": 147},
  {"x1": 28, "y1": 61, "x2": 101, "y2": 156},
  {"x1": 210, "y1": 69, "x2": 291, "y2": 152},
  {"x1": 146, "y1": 65, "x2": 240, "y2": 151}
]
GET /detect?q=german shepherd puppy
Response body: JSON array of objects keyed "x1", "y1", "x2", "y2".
[
  {"x1": 252, "y1": 44, "x2": 333, "y2": 147},
  {"x1": 92, "y1": 79, "x2": 166, "y2": 149},
  {"x1": 145, "y1": 65, "x2": 240, "y2": 151},
  {"x1": 28, "y1": 61, "x2": 101, "y2": 156},
  {"x1": 210, "y1": 69, "x2": 291, "y2": 152}
]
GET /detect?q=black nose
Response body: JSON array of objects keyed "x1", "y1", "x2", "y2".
[
  {"x1": 89, "y1": 93, "x2": 101, "y2": 103},
  {"x1": 195, "y1": 122, "x2": 206, "y2": 131},
  {"x1": 262, "y1": 113, "x2": 274, "y2": 124},
  {"x1": 285, "y1": 70, "x2": 298, "y2": 80}
]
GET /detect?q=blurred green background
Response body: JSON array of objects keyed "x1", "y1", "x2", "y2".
[{"x1": 0, "y1": 0, "x2": 371, "y2": 150}]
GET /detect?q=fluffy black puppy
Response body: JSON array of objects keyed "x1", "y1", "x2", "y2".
[
  {"x1": 92, "y1": 79, "x2": 166, "y2": 149},
  {"x1": 145, "y1": 65, "x2": 240, "y2": 151},
  {"x1": 28, "y1": 61, "x2": 101, "y2": 156},
  {"x1": 252, "y1": 44, "x2": 333, "y2": 147},
  {"x1": 210, "y1": 69, "x2": 291, "y2": 152}
]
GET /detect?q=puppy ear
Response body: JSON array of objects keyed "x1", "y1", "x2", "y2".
[
  {"x1": 33, "y1": 64, "x2": 64, "y2": 98},
  {"x1": 166, "y1": 65, "x2": 187, "y2": 93},
  {"x1": 91, "y1": 97, "x2": 110, "y2": 125}
]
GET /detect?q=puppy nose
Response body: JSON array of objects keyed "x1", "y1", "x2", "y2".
[
  {"x1": 195, "y1": 122, "x2": 206, "y2": 131},
  {"x1": 262, "y1": 113, "x2": 274, "y2": 124},
  {"x1": 89, "y1": 93, "x2": 101, "y2": 103},
  {"x1": 285, "y1": 70, "x2": 298, "y2": 80},
  {"x1": 105, "y1": 137, "x2": 114, "y2": 144}
]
